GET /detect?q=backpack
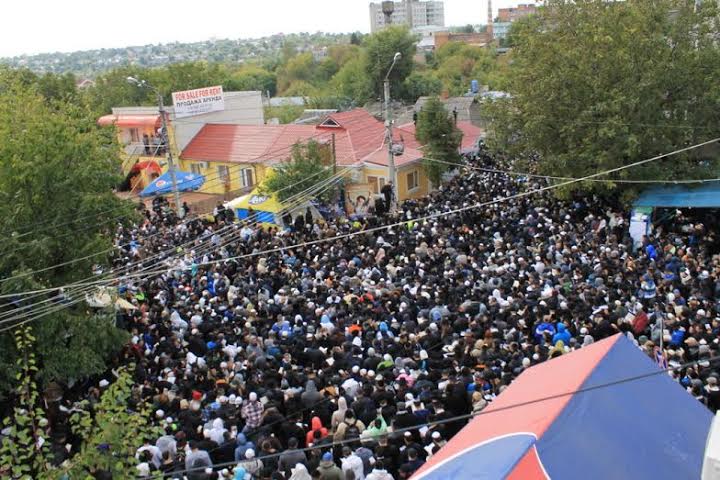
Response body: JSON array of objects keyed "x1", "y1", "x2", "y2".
[{"x1": 344, "y1": 419, "x2": 361, "y2": 439}]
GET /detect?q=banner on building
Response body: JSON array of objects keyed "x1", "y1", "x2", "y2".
[{"x1": 172, "y1": 86, "x2": 225, "y2": 119}]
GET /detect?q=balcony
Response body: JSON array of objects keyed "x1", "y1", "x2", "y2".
[{"x1": 124, "y1": 142, "x2": 166, "y2": 157}]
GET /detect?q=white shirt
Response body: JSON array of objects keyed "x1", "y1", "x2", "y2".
[
  {"x1": 342, "y1": 453, "x2": 365, "y2": 480},
  {"x1": 136, "y1": 444, "x2": 162, "y2": 469}
]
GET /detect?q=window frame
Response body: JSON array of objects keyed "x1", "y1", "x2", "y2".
[
  {"x1": 406, "y1": 170, "x2": 419, "y2": 191},
  {"x1": 240, "y1": 167, "x2": 255, "y2": 188}
]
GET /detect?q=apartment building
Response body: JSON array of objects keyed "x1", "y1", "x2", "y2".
[{"x1": 370, "y1": 0, "x2": 445, "y2": 32}]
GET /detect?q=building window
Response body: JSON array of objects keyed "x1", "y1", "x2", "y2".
[
  {"x1": 240, "y1": 168, "x2": 254, "y2": 188},
  {"x1": 367, "y1": 176, "x2": 386, "y2": 194},
  {"x1": 190, "y1": 163, "x2": 203, "y2": 175},
  {"x1": 406, "y1": 170, "x2": 419, "y2": 191},
  {"x1": 218, "y1": 165, "x2": 230, "y2": 184},
  {"x1": 129, "y1": 128, "x2": 140, "y2": 143}
]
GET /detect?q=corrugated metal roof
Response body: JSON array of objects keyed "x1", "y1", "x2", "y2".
[
  {"x1": 98, "y1": 114, "x2": 161, "y2": 128},
  {"x1": 634, "y1": 183, "x2": 720, "y2": 208}
]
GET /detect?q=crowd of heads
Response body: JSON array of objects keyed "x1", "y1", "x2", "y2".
[{"x1": 43, "y1": 149, "x2": 720, "y2": 479}]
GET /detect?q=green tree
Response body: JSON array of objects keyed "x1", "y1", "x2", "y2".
[
  {"x1": 264, "y1": 104, "x2": 305, "y2": 124},
  {"x1": 0, "y1": 327, "x2": 53, "y2": 479},
  {"x1": 261, "y1": 140, "x2": 335, "y2": 203},
  {"x1": 282, "y1": 80, "x2": 319, "y2": 97},
  {"x1": 64, "y1": 367, "x2": 163, "y2": 477},
  {"x1": 316, "y1": 57, "x2": 340, "y2": 83},
  {"x1": 402, "y1": 71, "x2": 442, "y2": 102},
  {"x1": 433, "y1": 42, "x2": 498, "y2": 95},
  {"x1": 35, "y1": 72, "x2": 78, "y2": 102},
  {"x1": 487, "y1": 0, "x2": 720, "y2": 193},
  {"x1": 416, "y1": 97, "x2": 463, "y2": 185},
  {"x1": 1, "y1": 346, "x2": 160, "y2": 479},
  {"x1": 0, "y1": 76, "x2": 132, "y2": 396},
  {"x1": 83, "y1": 65, "x2": 155, "y2": 114},
  {"x1": 277, "y1": 52, "x2": 316, "y2": 93},
  {"x1": 327, "y1": 45, "x2": 362, "y2": 69},
  {"x1": 226, "y1": 65, "x2": 277, "y2": 96},
  {"x1": 363, "y1": 26, "x2": 417, "y2": 99},
  {"x1": 331, "y1": 57, "x2": 373, "y2": 104}
]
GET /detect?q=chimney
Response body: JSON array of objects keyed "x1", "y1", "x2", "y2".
[{"x1": 487, "y1": 0, "x2": 494, "y2": 39}]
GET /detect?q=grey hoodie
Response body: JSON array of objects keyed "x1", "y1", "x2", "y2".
[{"x1": 301, "y1": 379, "x2": 323, "y2": 408}]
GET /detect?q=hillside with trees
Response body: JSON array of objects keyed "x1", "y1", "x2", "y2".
[
  {"x1": 1, "y1": 27, "x2": 511, "y2": 117},
  {"x1": 0, "y1": 32, "x2": 359, "y2": 77}
]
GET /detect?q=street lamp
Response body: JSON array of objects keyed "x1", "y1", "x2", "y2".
[
  {"x1": 384, "y1": 52, "x2": 402, "y2": 208},
  {"x1": 126, "y1": 76, "x2": 183, "y2": 218}
]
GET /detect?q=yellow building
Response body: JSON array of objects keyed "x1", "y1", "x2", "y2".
[
  {"x1": 176, "y1": 109, "x2": 482, "y2": 210},
  {"x1": 97, "y1": 91, "x2": 265, "y2": 197}
]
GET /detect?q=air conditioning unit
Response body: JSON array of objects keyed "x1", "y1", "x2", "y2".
[{"x1": 349, "y1": 170, "x2": 363, "y2": 183}]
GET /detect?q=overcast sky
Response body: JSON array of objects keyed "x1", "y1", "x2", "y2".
[{"x1": 0, "y1": 0, "x2": 527, "y2": 58}]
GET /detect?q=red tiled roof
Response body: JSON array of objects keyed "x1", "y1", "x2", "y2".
[
  {"x1": 321, "y1": 109, "x2": 387, "y2": 165},
  {"x1": 363, "y1": 146, "x2": 425, "y2": 168},
  {"x1": 181, "y1": 109, "x2": 434, "y2": 167},
  {"x1": 181, "y1": 124, "x2": 317, "y2": 164}
]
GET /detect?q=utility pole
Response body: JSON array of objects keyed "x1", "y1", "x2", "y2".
[
  {"x1": 157, "y1": 94, "x2": 183, "y2": 218},
  {"x1": 331, "y1": 133, "x2": 339, "y2": 210},
  {"x1": 127, "y1": 76, "x2": 183, "y2": 218},
  {"x1": 384, "y1": 52, "x2": 402, "y2": 209}
]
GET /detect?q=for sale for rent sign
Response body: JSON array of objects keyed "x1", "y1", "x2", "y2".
[{"x1": 172, "y1": 86, "x2": 225, "y2": 118}]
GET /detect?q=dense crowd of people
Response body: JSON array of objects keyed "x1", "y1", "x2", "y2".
[{"x1": 42, "y1": 149, "x2": 720, "y2": 478}]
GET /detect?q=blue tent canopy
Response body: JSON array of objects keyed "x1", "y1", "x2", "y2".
[
  {"x1": 634, "y1": 182, "x2": 720, "y2": 208},
  {"x1": 415, "y1": 334, "x2": 713, "y2": 480},
  {"x1": 140, "y1": 170, "x2": 205, "y2": 197}
]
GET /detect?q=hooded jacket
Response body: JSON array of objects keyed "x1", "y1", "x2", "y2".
[
  {"x1": 366, "y1": 468, "x2": 394, "y2": 480},
  {"x1": 301, "y1": 380, "x2": 323, "y2": 409},
  {"x1": 331, "y1": 397, "x2": 348, "y2": 432},
  {"x1": 317, "y1": 460, "x2": 343, "y2": 480},
  {"x1": 552, "y1": 323, "x2": 571, "y2": 345},
  {"x1": 234, "y1": 433, "x2": 255, "y2": 462},
  {"x1": 306, "y1": 416, "x2": 329, "y2": 446},
  {"x1": 290, "y1": 464, "x2": 312, "y2": 480}
]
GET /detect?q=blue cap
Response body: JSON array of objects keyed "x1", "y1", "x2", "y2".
[{"x1": 323, "y1": 452, "x2": 333, "y2": 462}]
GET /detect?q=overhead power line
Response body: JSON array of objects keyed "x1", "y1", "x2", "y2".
[{"x1": 1, "y1": 136, "x2": 717, "y2": 332}]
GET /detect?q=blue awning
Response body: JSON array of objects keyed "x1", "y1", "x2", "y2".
[
  {"x1": 140, "y1": 170, "x2": 205, "y2": 197},
  {"x1": 634, "y1": 182, "x2": 720, "y2": 208}
]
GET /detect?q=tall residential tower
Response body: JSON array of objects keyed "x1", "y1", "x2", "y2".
[{"x1": 369, "y1": 0, "x2": 445, "y2": 32}]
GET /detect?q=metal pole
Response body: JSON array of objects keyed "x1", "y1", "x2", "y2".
[
  {"x1": 331, "y1": 133, "x2": 339, "y2": 209},
  {"x1": 157, "y1": 94, "x2": 183, "y2": 218},
  {"x1": 384, "y1": 78, "x2": 396, "y2": 209}
]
